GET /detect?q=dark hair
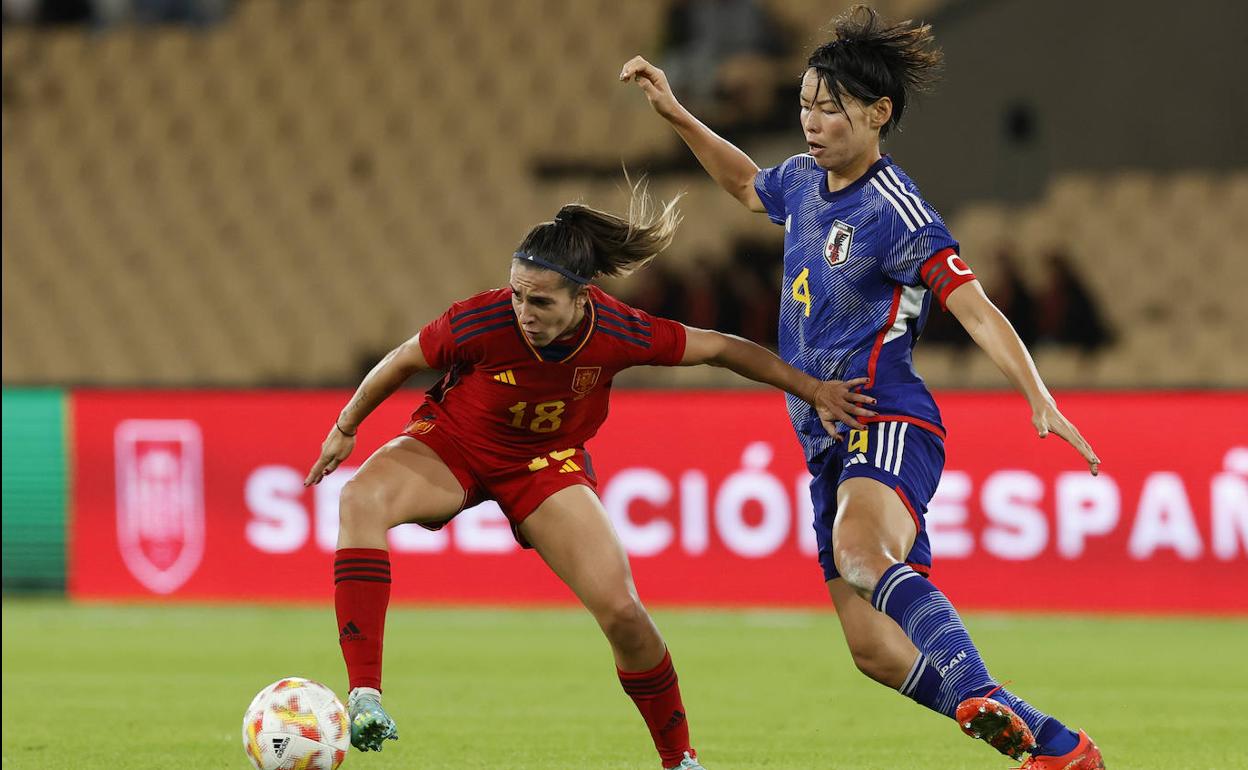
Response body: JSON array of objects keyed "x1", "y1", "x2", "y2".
[
  {"x1": 514, "y1": 179, "x2": 683, "y2": 290},
  {"x1": 806, "y1": 5, "x2": 943, "y2": 138}
]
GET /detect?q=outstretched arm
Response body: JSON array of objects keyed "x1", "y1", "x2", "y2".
[
  {"x1": 620, "y1": 56, "x2": 765, "y2": 212},
  {"x1": 304, "y1": 333, "x2": 431, "y2": 486},
  {"x1": 680, "y1": 326, "x2": 876, "y2": 432},
  {"x1": 945, "y1": 281, "x2": 1101, "y2": 474}
]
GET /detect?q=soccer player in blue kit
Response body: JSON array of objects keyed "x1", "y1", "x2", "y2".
[{"x1": 622, "y1": 6, "x2": 1105, "y2": 769}]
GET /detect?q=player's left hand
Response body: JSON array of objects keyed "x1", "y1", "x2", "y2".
[
  {"x1": 305, "y1": 423, "x2": 356, "y2": 486},
  {"x1": 812, "y1": 377, "x2": 877, "y2": 434},
  {"x1": 1032, "y1": 400, "x2": 1100, "y2": 475}
]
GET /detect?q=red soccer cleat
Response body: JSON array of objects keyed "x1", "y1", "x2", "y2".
[
  {"x1": 955, "y1": 694, "x2": 1036, "y2": 760},
  {"x1": 1017, "y1": 730, "x2": 1105, "y2": 769}
]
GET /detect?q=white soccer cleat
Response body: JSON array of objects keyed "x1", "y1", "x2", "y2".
[{"x1": 664, "y1": 751, "x2": 706, "y2": 770}]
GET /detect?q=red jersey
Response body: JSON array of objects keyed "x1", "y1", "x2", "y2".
[{"x1": 415, "y1": 286, "x2": 686, "y2": 463}]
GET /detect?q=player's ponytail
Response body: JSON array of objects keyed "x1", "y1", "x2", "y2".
[
  {"x1": 808, "y1": 4, "x2": 943, "y2": 137},
  {"x1": 514, "y1": 179, "x2": 683, "y2": 289}
]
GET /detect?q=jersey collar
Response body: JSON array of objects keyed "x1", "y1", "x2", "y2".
[
  {"x1": 819, "y1": 155, "x2": 893, "y2": 203},
  {"x1": 515, "y1": 301, "x2": 597, "y2": 363}
]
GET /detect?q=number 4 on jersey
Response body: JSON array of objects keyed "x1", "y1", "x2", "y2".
[{"x1": 792, "y1": 268, "x2": 812, "y2": 317}]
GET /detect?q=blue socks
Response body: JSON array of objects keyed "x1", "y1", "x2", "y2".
[
  {"x1": 874, "y1": 564, "x2": 1078, "y2": 757},
  {"x1": 897, "y1": 653, "x2": 954, "y2": 717},
  {"x1": 872, "y1": 564, "x2": 995, "y2": 715}
]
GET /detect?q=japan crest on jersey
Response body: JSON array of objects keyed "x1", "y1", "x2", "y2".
[
  {"x1": 824, "y1": 220, "x2": 855, "y2": 268},
  {"x1": 114, "y1": 419, "x2": 205, "y2": 594}
]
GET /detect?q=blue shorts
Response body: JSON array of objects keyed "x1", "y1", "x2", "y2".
[{"x1": 809, "y1": 420, "x2": 945, "y2": 582}]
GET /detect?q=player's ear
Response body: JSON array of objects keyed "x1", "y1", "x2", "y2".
[
  {"x1": 574, "y1": 286, "x2": 590, "y2": 309},
  {"x1": 868, "y1": 96, "x2": 892, "y2": 131}
]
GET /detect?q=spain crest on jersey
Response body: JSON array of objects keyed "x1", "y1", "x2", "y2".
[
  {"x1": 824, "y1": 220, "x2": 855, "y2": 268},
  {"x1": 571, "y1": 366, "x2": 601, "y2": 399}
]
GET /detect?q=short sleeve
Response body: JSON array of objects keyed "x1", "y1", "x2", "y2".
[
  {"x1": 417, "y1": 308, "x2": 459, "y2": 370},
  {"x1": 754, "y1": 154, "x2": 811, "y2": 226},
  {"x1": 640, "y1": 314, "x2": 687, "y2": 366},
  {"x1": 598, "y1": 299, "x2": 688, "y2": 367}
]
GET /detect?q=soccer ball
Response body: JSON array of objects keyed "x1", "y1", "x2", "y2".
[{"x1": 242, "y1": 677, "x2": 349, "y2": 770}]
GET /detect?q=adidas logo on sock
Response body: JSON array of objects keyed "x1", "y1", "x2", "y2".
[
  {"x1": 339, "y1": 620, "x2": 365, "y2": 642},
  {"x1": 661, "y1": 710, "x2": 686, "y2": 732},
  {"x1": 272, "y1": 736, "x2": 290, "y2": 759}
]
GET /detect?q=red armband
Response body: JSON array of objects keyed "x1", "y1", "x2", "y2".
[{"x1": 919, "y1": 247, "x2": 976, "y2": 309}]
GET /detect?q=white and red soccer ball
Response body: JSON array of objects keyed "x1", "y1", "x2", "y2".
[{"x1": 242, "y1": 677, "x2": 348, "y2": 770}]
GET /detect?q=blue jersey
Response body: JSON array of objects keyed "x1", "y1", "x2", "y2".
[{"x1": 755, "y1": 154, "x2": 975, "y2": 461}]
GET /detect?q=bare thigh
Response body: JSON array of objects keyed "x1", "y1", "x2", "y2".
[
  {"x1": 832, "y1": 476, "x2": 918, "y2": 596},
  {"x1": 519, "y1": 484, "x2": 666, "y2": 670},
  {"x1": 519, "y1": 484, "x2": 641, "y2": 616},
  {"x1": 337, "y1": 437, "x2": 468, "y2": 549}
]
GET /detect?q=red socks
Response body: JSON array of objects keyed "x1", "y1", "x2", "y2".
[
  {"x1": 335, "y1": 548, "x2": 693, "y2": 766},
  {"x1": 618, "y1": 649, "x2": 694, "y2": 766},
  {"x1": 334, "y1": 548, "x2": 391, "y2": 692}
]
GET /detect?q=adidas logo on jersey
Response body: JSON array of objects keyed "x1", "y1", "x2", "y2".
[
  {"x1": 559, "y1": 459, "x2": 582, "y2": 474},
  {"x1": 492, "y1": 370, "x2": 517, "y2": 385}
]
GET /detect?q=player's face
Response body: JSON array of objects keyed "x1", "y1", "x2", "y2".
[
  {"x1": 799, "y1": 69, "x2": 878, "y2": 171},
  {"x1": 509, "y1": 263, "x2": 587, "y2": 347}
]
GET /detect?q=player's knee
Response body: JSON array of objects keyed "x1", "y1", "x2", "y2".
[
  {"x1": 599, "y1": 598, "x2": 656, "y2": 654},
  {"x1": 832, "y1": 545, "x2": 890, "y2": 598},
  {"x1": 338, "y1": 478, "x2": 388, "y2": 535}
]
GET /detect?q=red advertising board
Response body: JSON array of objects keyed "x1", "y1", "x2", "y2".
[{"x1": 70, "y1": 390, "x2": 1248, "y2": 612}]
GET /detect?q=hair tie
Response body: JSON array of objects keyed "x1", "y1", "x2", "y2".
[{"x1": 513, "y1": 251, "x2": 591, "y2": 285}]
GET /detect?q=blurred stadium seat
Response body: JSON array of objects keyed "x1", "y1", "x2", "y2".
[{"x1": 2, "y1": 0, "x2": 1244, "y2": 388}]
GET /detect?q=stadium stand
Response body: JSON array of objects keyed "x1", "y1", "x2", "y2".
[{"x1": 3, "y1": 0, "x2": 1244, "y2": 388}]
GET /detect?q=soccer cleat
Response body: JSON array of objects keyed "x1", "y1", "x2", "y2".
[
  {"x1": 955, "y1": 694, "x2": 1036, "y2": 760},
  {"x1": 347, "y1": 688, "x2": 398, "y2": 752},
  {"x1": 1016, "y1": 730, "x2": 1105, "y2": 769},
  {"x1": 664, "y1": 751, "x2": 706, "y2": 770}
]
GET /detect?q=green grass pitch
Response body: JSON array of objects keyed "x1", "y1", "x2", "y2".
[{"x1": 3, "y1": 600, "x2": 1246, "y2": 769}]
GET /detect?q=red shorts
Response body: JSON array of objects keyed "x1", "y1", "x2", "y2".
[{"x1": 399, "y1": 415, "x2": 598, "y2": 547}]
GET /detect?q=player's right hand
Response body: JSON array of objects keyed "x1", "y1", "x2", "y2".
[
  {"x1": 619, "y1": 56, "x2": 682, "y2": 119},
  {"x1": 305, "y1": 423, "x2": 356, "y2": 486},
  {"x1": 1032, "y1": 401, "x2": 1101, "y2": 476},
  {"x1": 812, "y1": 377, "x2": 877, "y2": 434}
]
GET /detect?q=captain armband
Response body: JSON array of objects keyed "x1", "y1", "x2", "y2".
[{"x1": 919, "y1": 248, "x2": 976, "y2": 309}]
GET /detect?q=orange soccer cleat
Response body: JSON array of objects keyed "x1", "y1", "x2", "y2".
[
  {"x1": 955, "y1": 694, "x2": 1036, "y2": 760},
  {"x1": 1016, "y1": 730, "x2": 1105, "y2": 770}
]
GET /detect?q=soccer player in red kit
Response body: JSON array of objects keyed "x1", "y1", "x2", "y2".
[{"x1": 304, "y1": 185, "x2": 877, "y2": 769}]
